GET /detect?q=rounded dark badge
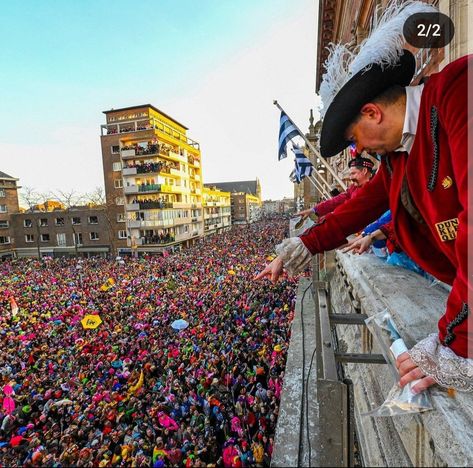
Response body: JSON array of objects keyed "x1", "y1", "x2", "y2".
[{"x1": 403, "y1": 12, "x2": 454, "y2": 48}]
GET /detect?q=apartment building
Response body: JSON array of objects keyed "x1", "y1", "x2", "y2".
[
  {"x1": 202, "y1": 186, "x2": 232, "y2": 236},
  {"x1": 263, "y1": 198, "x2": 295, "y2": 215},
  {"x1": 100, "y1": 104, "x2": 204, "y2": 255},
  {"x1": 207, "y1": 180, "x2": 262, "y2": 225},
  {"x1": 0, "y1": 171, "x2": 20, "y2": 259},
  {"x1": 11, "y1": 207, "x2": 111, "y2": 258}
]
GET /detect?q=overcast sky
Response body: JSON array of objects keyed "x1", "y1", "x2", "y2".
[{"x1": 0, "y1": 0, "x2": 319, "y2": 202}]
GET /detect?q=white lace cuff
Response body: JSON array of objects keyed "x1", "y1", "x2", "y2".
[
  {"x1": 409, "y1": 333, "x2": 473, "y2": 392},
  {"x1": 275, "y1": 237, "x2": 312, "y2": 277}
]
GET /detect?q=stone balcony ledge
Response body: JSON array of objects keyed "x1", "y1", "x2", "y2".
[{"x1": 273, "y1": 250, "x2": 473, "y2": 467}]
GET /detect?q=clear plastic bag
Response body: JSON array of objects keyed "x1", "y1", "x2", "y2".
[{"x1": 363, "y1": 310, "x2": 433, "y2": 417}]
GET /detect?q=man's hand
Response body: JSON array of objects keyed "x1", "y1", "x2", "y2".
[
  {"x1": 294, "y1": 208, "x2": 314, "y2": 217},
  {"x1": 396, "y1": 352, "x2": 436, "y2": 394},
  {"x1": 254, "y1": 256, "x2": 284, "y2": 283},
  {"x1": 341, "y1": 235, "x2": 372, "y2": 254}
]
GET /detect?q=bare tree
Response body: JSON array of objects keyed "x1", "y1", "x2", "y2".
[
  {"x1": 85, "y1": 187, "x2": 117, "y2": 257},
  {"x1": 51, "y1": 190, "x2": 86, "y2": 256},
  {"x1": 20, "y1": 187, "x2": 50, "y2": 260}
]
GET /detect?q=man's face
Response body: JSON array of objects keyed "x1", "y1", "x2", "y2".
[
  {"x1": 345, "y1": 103, "x2": 403, "y2": 155},
  {"x1": 348, "y1": 167, "x2": 370, "y2": 187}
]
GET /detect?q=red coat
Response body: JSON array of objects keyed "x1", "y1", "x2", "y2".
[
  {"x1": 300, "y1": 55, "x2": 471, "y2": 357},
  {"x1": 314, "y1": 184, "x2": 358, "y2": 216}
]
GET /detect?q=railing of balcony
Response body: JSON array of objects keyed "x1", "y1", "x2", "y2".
[
  {"x1": 101, "y1": 118, "x2": 200, "y2": 149},
  {"x1": 138, "y1": 184, "x2": 161, "y2": 193},
  {"x1": 134, "y1": 201, "x2": 173, "y2": 210},
  {"x1": 123, "y1": 161, "x2": 178, "y2": 176},
  {"x1": 141, "y1": 235, "x2": 176, "y2": 245}
]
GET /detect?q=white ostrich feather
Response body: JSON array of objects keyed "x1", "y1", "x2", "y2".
[
  {"x1": 319, "y1": 43, "x2": 354, "y2": 118},
  {"x1": 319, "y1": 0, "x2": 438, "y2": 116}
]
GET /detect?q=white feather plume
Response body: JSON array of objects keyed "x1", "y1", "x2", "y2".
[
  {"x1": 319, "y1": 43, "x2": 354, "y2": 118},
  {"x1": 319, "y1": 0, "x2": 438, "y2": 116},
  {"x1": 351, "y1": 0, "x2": 438, "y2": 75}
]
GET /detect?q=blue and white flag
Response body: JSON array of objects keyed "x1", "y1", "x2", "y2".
[
  {"x1": 289, "y1": 168, "x2": 301, "y2": 184},
  {"x1": 293, "y1": 145, "x2": 313, "y2": 181},
  {"x1": 278, "y1": 111, "x2": 301, "y2": 160}
]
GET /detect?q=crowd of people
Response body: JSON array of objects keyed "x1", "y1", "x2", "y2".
[
  {"x1": 131, "y1": 198, "x2": 173, "y2": 210},
  {"x1": 142, "y1": 233, "x2": 176, "y2": 245},
  {"x1": 0, "y1": 218, "x2": 298, "y2": 467},
  {"x1": 124, "y1": 161, "x2": 179, "y2": 176}
]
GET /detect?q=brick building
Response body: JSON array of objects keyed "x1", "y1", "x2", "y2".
[
  {"x1": 206, "y1": 180, "x2": 262, "y2": 225},
  {"x1": 11, "y1": 206, "x2": 111, "y2": 258},
  {"x1": 100, "y1": 104, "x2": 204, "y2": 255},
  {"x1": 0, "y1": 171, "x2": 20, "y2": 259}
]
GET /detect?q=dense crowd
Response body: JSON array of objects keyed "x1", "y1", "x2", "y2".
[{"x1": 0, "y1": 218, "x2": 298, "y2": 467}]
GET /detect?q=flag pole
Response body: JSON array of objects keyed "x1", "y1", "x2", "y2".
[
  {"x1": 309, "y1": 174, "x2": 331, "y2": 197},
  {"x1": 274, "y1": 100, "x2": 347, "y2": 190},
  {"x1": 311, "y1": 168, "x2": 332, "y2": 193},
  {"x1": 306, "y1": 173, "x2": 330, "y2": 198}
]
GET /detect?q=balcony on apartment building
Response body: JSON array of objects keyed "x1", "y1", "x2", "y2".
[
  {"x1": 205, "y1": 201, "x2": 227, "y2": 207},
  {"x1": 160, "y1": 184, "x2": 186, "y2": 194},
  {"x1": 124, "y1": 184, "x2": 161, "y2": 195},
  {"x1": 204, "y1": 212, "x2": 221, "y2": 220},
  {"x1": 140, "y1": 235, "x2": 176, "y2": 246},
  {"x1": 172, "y1": 202, "x2": 192, "y2": 209},
  {"x1": 120, "y1": 147, "x2": 188, "y2": 167},
  {"x1": 128, "y1": 219, "x2": 174, "y2": 229},
  {"x1": 126, "y1": 200, "x2": 174, "y2": 210},
  {"x1": 101, "y1": 119, "x2": 200, "y2": 150},
  {"x1": 187, "y1": 155, "x2": 201, "y2": 167},
  {"x1": 122, "y1": 162, "x2": 180, "y2": 178}
]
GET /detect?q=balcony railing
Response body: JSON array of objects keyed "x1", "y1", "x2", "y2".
[
  {"x1": 123, "y1": 167, "x2": 137, "y2": 176},
  {"x1": 126, "y1": 203, "x2": 140, "y2": 211},
  {"x1": 135, "y1": 201, "x2": 173, "y2": 210},
  {"x1": 128, "y1": 219, "x2": 174, "y2": 229},
  {"x1": 141, "y1": 236, "x2": 176, "y2": 245},
  {"x1": 101, "y1": 121, "x2": 200, "y2": 150},
  {"x1": 160, "y1": 184, "x2": 185, "y2": 193},
  {"x1": 124, "y1": 184, "x2": 161, "y2": 195},
  {"x1": 172, "y1": 202, "x2": 191, "y2": 209},
  {"x1": 187, "y1": 156, "x2": 201, "y2": 167},
  {"x1": 120, "y1": 145, "x2": 174, "y2": 161}
]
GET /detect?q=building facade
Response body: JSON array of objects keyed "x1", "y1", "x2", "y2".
[
  {"x1": 263, "y1": 198, "x2": 296, "y2": 216},
  {"x1": 230, "y1": 193, "x2": 262, "y2": 224},
  {"x1": 11, "y1": 207, "x2": 111, "y2": 258},
  {"x1": 202, "y1": 186, "x2": 232, "y2": 236},
  {"x1": 206, "y1": 180, "x2": 262, "y2": 225},
  {"x1": 0, "y1": 171, "x2": 20, "y2": 259},
  {"x1": 100, "y1": 104, "x2": 204, "y2": 255}
]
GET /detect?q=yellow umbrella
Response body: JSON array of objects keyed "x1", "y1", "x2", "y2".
[{"x1": 81, "y1": 315, "x2": 103, "y2": 330}]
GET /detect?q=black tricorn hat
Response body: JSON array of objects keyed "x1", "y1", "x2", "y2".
[{"x1": 320, "y1": 49, "x2": 416, "y2": 158}]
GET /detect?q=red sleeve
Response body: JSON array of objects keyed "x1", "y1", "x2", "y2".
[
  {"x1": 436, "y1": 58, "x2": 472, "y2": 358},
  {"x1": 379, "y1": 221, "x2": 401, "y2": 253},
  {"x1": 300, "y1": 166, "x2": 390, "y2": 253},
  {"x1": 313, "y1": 186, "x2": 355, "y2": 216}
]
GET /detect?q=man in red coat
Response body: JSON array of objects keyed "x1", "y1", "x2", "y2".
[
  {"x1": 296, "y1": 157, "x2": 374, "y2": 218},
  {"x1": 257, "y1": 3, "x2": 471, "y2": 392}
]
